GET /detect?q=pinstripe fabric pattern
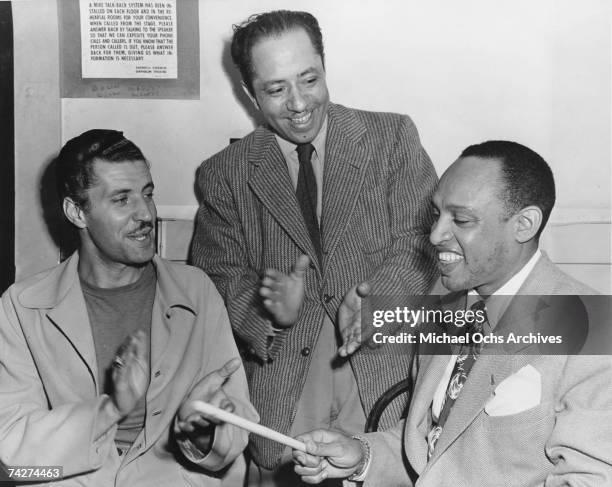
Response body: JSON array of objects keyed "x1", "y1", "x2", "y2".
[{"x1": 191, "y1": 103, "x2": 438, "y2": 468}]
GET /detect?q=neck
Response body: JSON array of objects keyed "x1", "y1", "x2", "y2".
[
  {"x1": 476, "y1": 245, "x2": 538, "y2": 298},
  {"x1": 78, "y1": 249, "x2": 148, "y2": 288}
]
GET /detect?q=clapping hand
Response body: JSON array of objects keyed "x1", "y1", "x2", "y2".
[
  {"x1": 260, "y1": 255, "x2": 310, "y2": 328},
  {"x1": 111, "y1": 330, "x2": 149, "y2": 417},
  {"x1": 337, "y1": 282, "x2": 372, "y2": 357}
]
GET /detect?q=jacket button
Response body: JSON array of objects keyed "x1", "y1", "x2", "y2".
[
  {"x1": 248, "y1": 347, "x2": 256, "y2": 355},
  {"x1": 323, "y1": 294, "x2": 333, "y2": 304},
  {"x1": 301, "y1": 347, "x2": 311, "y2": 357}
]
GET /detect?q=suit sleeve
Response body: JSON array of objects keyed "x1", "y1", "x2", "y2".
[
  {"x1": 545, "y1": 355, "x2": 612, "y2": 485},
  {"x1": 0, "y1": 291, "x2": 117, "y2": 477},
  {"x1": 179, "y1": 274, "x2": 259, "y2": 470},
  {"x1": 361, "y1": 420, "x2": 414, "y2": 487},
  {"x1": 366, "y1": 115, "x2": 438, "y2": 297},
  {"x1": 191, "y1": 159, "x2": 279, "y2": 361}
]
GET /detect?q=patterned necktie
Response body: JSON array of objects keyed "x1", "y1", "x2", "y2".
[
  {"x1": 427, "y1": 300, "x2": 488, "y2": 459},
  {"x1": 296, "y1": 143, "x2": 322, "y2": 263}
]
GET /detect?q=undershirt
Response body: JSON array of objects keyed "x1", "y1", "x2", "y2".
[{"x1": 81, "y1": 263, "x2": 156, "y2": 451}]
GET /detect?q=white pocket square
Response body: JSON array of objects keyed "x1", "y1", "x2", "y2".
[{"x1": 484, "y1": 364, "x2": 541, "y2": 416}]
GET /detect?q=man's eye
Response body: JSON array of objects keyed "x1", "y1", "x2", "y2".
[
  {"x1": 305, "y1": 77, "x2": 317, "y2": 85},
  {"x1": 113, "y1": 196, "x2": 128, "y2": 205},
  {"x1": 454, "y1": 219, "x2": 470, "y2": 225},
  {"x1": 144, "y1": 192, "x2": 154, "y2": 200},
  {"x1": 266, "y1": 87, "x2": 284, "y2": 95}
]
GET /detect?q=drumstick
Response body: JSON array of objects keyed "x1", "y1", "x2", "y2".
[{"x1": 189, "y1": 400, "x2": 307, "y2": 452}]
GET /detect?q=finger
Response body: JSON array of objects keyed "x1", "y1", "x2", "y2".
[
  {"x1": 219, "y1": 397, "x2": 235, "y2": 413},
  {"x1": 297, "y1": 466, "x2": 329, "y2": 484},
  {"x1": 294, "y1": 464, "x2": 326, "y2": 477},
  {"x1": 262, "y1": 298, "x2": 274, "y2": 311},
  {"x1": 292, "y1": 255, "x2": 310, "y2": 277},
  {"x1": 296, "y1": 429, "x2": 341, "y2": 444},
  {"x1": 261, "y1": 276, "x2": 281, "y2": 291},
  {"x1": 263, "y1": 268, "x2": 283, "y2": 281},
  {"x1": 310, "y1": 440, "x2": 347, "y2": 458},
  {"x1": 201, "y1": 357, "x2": 242, "y2": 390},
  {"x1": 131, "y1": 330, "x2": 149, "y2": 367},
  {"x1": 217, "y1": 357, "x2": 241, "y2": 379},
  {"x1": 260, "y1": 287, "x2": 274, "y2": 299},
  {"x1": 356, "y1": 281, "x2": 371, "y2": 299},
  {"x1": 293, "y1": 450, "x2": 324, "y2": 468}
]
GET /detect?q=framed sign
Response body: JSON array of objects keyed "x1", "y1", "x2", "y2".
[{"x1": 59, "y1": 0, "x2": 199, "y2": 99}]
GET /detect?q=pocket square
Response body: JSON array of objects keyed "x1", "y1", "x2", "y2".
[{"x1": 485, "y1": 364, "x2": 541, "y2": 416}]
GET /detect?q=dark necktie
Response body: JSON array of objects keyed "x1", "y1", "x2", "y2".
[
  {"x1": 427, "y1": 300, "x2": 488, "y2": 459},
  {"x1": 296, "y1": 143, "x2": 322, "y2": 263}
]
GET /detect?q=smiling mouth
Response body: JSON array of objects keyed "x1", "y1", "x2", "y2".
[
  {"x1": 128, "y1": 227, "x2": 154, "y2": 242},
  {"x1": 290, "y1": 111, "x2": 313, "y2": 125},
  {"x1": 438, "y1": 251, "x2": 464, "y2": 264}
]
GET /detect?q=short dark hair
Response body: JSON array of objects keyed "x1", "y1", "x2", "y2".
[
  {"x1": 231, "y1": 10, "x2": 325, "y2": 97},
  {"x1": 56, "y1": 129, "x2": 146, "y2": 210},
  {"x1": 460, "y1": 140, "x2": 555, "y2": 238}
]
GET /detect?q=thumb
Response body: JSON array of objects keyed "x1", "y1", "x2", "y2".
[
  {"x1": 292, "y1": 255, "x2": 310, "y2": 277},
  {"x1": 356, "y1": 281, "x2": 371, "y2": 299},
  {"x1": 204, "y1": 357, "x2": 242, "y2": 388}
]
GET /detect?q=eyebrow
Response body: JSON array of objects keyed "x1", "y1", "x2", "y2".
[
  {"x1": 108, "y1": 182, "x2": 154, "y2": 197},
  {"x1": 446, "y1": 204, "x2": 478, "y2": 214},
  {"x1": 260, "y1": 67, "x2": 320, "y2": 87}
]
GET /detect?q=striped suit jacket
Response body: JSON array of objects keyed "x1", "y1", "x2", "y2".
[{"x1": 191, "y1": 103, "x2": 438, "y2": 468}]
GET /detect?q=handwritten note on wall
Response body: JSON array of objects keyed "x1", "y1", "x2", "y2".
[{"x1": 80, "y1": 0, "x2": 177, "y2": 79}]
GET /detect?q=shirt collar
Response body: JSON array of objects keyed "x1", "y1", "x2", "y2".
[
  {"x1": 275, "y1": 115, "x2": 328, "y2": 161},
  {"x1": 467, "y1": 249, "x2": 542, "y2": 329}
]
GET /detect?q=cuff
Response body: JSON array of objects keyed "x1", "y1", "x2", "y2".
[{"x1": 347, "y1": 435, "x2": 372, "y2": 482}]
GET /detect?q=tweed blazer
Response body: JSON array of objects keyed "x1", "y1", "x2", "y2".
[
  {"x1": 192, "y1": 102, "x2": 438, "y2": 468},
  {"x1": 363, "y1": 254, "x2": 612, "y2": 486}
]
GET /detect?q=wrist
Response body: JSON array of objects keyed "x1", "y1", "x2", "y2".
[
  {"x1": 348, "y1": 435, "x2": 371, "y2": 482},
  {"x1": 103, "y1": 395, "x2": 124, "y2": 422}
]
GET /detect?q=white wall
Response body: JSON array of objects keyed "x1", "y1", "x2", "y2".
[
  {"x1": 14, "y1": 0, "x2": 612, "y2": 280},
  {"x1": 13, "y1": 0, "x2": 61, "y2": 279}
]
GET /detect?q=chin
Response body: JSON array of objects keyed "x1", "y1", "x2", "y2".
[{"x1": 441, "y1": 276, "x2": 466, "y2": 293}]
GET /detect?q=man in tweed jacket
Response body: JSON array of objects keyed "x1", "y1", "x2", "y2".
[{"x1": 191, "y1": 10, "x2": 437, "y2": 482}]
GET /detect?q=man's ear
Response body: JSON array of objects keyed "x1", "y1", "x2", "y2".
[
  {"x1": 514, "y1": 206, "x2": 543, "y2": 243},
  {"x1": 241, "y1": 81, "x2": 260, "y2": 110},
  {"x1": 63, "y1": 197, "x2": 87, "y2": 229}
]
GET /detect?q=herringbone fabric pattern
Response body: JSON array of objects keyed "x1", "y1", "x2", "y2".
[{"x1": 191, "y1": 103, "x2": 438, "y2": 468}]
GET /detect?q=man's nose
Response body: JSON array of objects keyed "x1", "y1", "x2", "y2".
[
  {"x1": 287, "y1": 86, "x2": 307, "y2": 112},
  {"x1": 429, "y1": 217, "x2": 452, "y2": 246},
  {"x1": 134, "y1": 198, "x2": 154, "y2": 222}
]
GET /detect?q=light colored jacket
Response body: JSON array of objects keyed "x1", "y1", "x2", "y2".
[
  {"x1": 0, "y1": 253, "x2": 257, "y2": 486},
  {"x1": 363, "y1": 254, "x2": 612, "y2": 486}
]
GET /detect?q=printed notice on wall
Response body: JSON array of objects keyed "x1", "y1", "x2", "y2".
[{"x1": 80, "y1": 0, "x2": 177, "y2": 78}]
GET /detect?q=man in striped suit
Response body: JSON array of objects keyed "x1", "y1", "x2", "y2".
[{"x1": 191, "y1": 10, "x2": 438, "y2": 486}]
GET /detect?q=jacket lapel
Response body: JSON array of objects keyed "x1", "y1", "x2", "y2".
[
  {"x1": 247, "y1": 128, "x2": 320, "y2": 267},
  {"x1": 405, "y1": 353, "x2": 452, "y2": 473},
  {"x1": 19, "y1": 253, "x2": 99, "y2": 396},
  {"x1": 320, "y1": 104, "x2": 369, "y2": 269},
  {"x1": 425, "y1": 263, "x2": 550, "y2": 467},
  {"x1": 426, "y1": 353, "x2": 532, "y2": 467}
]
